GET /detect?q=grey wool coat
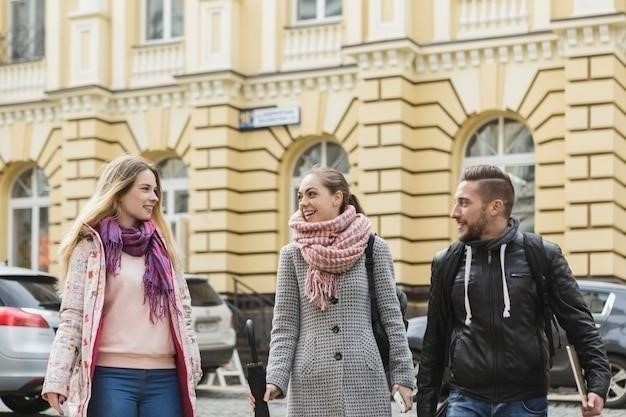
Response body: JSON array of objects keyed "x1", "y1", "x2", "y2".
[{"x1": 266, "y1": 235, "x2": 415, "y2": 417}]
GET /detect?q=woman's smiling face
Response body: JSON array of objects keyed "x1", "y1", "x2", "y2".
[
  {"x1": 118, "y1": 169, "x2": 159, "y2": 227},
  {"x1": 297, "y1": 173, "x2": 342, "y2": 222}
]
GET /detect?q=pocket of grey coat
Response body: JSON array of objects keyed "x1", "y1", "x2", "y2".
[
  {"x1": 299, "y1": 334, "x2": 316, "y2": 375},
  {"x1": 363, "y1": 335, "x2": 382, "y2": 371}
]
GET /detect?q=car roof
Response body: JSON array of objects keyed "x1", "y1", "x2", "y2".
[
  {"x1": 0, "y1": 264, "x2": 56, "y2": 279},
  {"x1": 578, "y1": 279, "x2": 626, "y2": 292}
]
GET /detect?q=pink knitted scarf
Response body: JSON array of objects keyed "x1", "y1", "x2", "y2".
[{"x1": 289, "y1": 205, "x2": 371, "y2": 310}]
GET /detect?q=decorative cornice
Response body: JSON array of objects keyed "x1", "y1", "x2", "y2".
[
  {"x1": 344, "y1": 17, "x2": 625, "y2": 76},
  {"x1": 554, "y1": 21, "x2": 626, "y2": 59},
  {"x1": 0, "y1": 103, "x2": 58, "y2": 127},
  {"x1": 345, "y1": 34, "x2": 562, "y2": 76},
  {"x1": 242, "y1": 68, "x2": 357, "y2": 101}
]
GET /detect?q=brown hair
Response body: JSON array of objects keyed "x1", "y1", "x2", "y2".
[
  {"x1": 306, "y1": 166, "x2": 364, "y2": 214},
  {"x1": 460, "y1": 164, "x2": 515, "y2": 218}
]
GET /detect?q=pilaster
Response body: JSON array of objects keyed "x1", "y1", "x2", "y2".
[
  {"x1": 563, "y1": 50, "x2": 626, "y2": 279},
  {"x1": 67, "y1": 0, "x2": 112, "y2": 87},
  {"x1": 186, "y1": 0, "x2": 241, "y2": 73}
]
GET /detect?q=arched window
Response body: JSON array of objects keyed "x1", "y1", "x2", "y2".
[
  {"x1": 291, "y1": 141, "x2": 349, "y2": 214},
  {"x1": 9, "y1": 167, "x2": 50, "y2": 271},
  {"x1": 157, "y1": 157, "x2": 188, "y2": 247},
  {"x1": 463, "y1": 117, "x2": 535, "y2": 232}
]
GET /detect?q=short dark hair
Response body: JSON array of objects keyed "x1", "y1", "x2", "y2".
[{"x1": 460, "y1": 165, "x2": 515, "y2": 218}]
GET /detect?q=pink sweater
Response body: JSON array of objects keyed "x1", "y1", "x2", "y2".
[{"x1": 96, "y1": 252, "x2": 175, "y2": 369}]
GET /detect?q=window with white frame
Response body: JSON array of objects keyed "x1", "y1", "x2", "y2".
[
  {"x1": 463, "y1": 117, "x2": 535, "y2": 232},
  {"x1": 8, "y1": 0, "x2": 45, "y2": 63},
  {"x1": 157, "y1": 157, "x2": 188, "y2": 247},
  {"x1": 144, "y1": 0, "x2": 183, "y2": 42},
  {"x1": 295, "y1": 0, "x2": 342, "y2": 22},
  {"x1": 291, "y1": 140, "x2": 350, "y2": 214},
  {"x1": 9, "y1": 167, "x2": 50, "y2": 271}
]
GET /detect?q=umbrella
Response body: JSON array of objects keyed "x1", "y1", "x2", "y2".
[{"x1": 245, "y1": 319, "x2": 270, "y2": 417}]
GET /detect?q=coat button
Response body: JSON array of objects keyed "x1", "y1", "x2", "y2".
[
  {"x1": 332, "y1": 325, "x2": 340, "y2": 334},
  {"x1": 334, "y1": 352, "x2": 342, "y2": 361},
  {"x1": 330, "y1": 296, "x2": 339, "y2": 304}
]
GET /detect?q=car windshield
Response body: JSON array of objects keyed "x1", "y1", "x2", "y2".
[
  {"x1": 0, "y1": 275, "x2": 60, "y2": 310},
  {"x1": 187, "y1": 279, "x2": 223, "y2": 307},
  {"x1": 580, "y1": 290, "x2": 610, "y2": 314}
]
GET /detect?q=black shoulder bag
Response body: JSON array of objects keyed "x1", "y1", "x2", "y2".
[{"x1": 365, "y1": 234, "x2": 408, "y2": 372}]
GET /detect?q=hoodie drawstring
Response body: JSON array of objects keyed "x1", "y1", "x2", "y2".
[
  {"x1": 500, "y1": 244, "x2": 511, "y2": 318},
  {"x1": 463, "y1": 243, "x2": 511, "y2": 326},
  {"x1": 463, "y1": 245, "x2": 472, "y2": 326}
]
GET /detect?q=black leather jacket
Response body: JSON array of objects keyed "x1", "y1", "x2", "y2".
[{"x1": 416, "y1": 221, "x2": 610, "y2": 417}]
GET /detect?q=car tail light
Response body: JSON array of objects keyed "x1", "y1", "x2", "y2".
[{"x1": 0, "y1": 307, "x2": 49, "y2": 328}]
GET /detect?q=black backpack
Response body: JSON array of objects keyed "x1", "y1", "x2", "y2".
[
  {"x1": 438, "y1": 232, "x2": 560, "y2": 363},
  {"x1": 365, "y1": 234, "x2": 409, "y2": 371}
]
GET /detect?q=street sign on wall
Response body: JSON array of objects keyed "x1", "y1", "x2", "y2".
[{"x1": 239, "y1": 105, "x2": 300, "y2": 130}]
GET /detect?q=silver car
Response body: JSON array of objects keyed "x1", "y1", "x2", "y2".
[
  {"x1": 0, "y1": 264, "x2": 59, "y2": 414},
  {"x1": 185, "y1": 275, "x2": 237, "y2": 381}
]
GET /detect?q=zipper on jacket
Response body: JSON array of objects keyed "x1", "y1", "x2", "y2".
[{"x1": 487, "y1": 249, "x2": 500, "y2": 400}]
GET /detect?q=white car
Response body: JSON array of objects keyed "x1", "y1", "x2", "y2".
[
  {"x1": 185, "y1": 275, "x2": 236, "y2": 380},
  {"x1": 0, "y1": 264, "x2": 60, "y2": 414}
]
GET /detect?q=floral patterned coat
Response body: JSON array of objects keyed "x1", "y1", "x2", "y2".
[{"x1": 42, "y1": 225, "x2": 202, "y2": 417}]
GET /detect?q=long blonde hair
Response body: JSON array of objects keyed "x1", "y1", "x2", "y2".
[{"x1": 58, "y1": 154, "x2": 182, "y2": 278}]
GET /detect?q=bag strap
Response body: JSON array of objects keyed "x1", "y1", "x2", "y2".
[
  {"x1": 523, "y1": 232, "x2": 561, "y2": 359},
  {"x1": 365, "y1": 233, "x2": 376, "y2": 288},
  {"x1": 433, "y1": 241, "x2": 465, "y2": 367},
  {"x1": 366, "y1": 234, "x2": 377, "y2": 315},
  {"x1": 438, "y1": 241, "x2": 465, "y2": 311}
]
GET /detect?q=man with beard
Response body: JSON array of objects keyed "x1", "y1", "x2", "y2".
[{"x1": 416, "y1": 165, "x2": 610, "y2": 417}]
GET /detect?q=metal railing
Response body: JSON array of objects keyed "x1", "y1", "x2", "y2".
[
  {"x1": 0, "y1": 26, "x2": 45, "y2": 65},
  {"x1": 228, "y1": 276, "x2": 275, "y2": 365}
]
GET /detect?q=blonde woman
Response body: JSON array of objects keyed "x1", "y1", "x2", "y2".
[{"x1": 42, "y1": 155, "x2": 201, "y2": 417}]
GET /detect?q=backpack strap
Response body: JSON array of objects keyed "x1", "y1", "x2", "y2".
[
  {"x1": 432, "y1": 241, "x2": 465, "y2": 366},
  {"x1": 365, "y1": 233, "x2": 375, "y2": 286},
  {"x1": 365, "y1": 233, "x2": 378, "y2": 315},
  {"x1": 437, "y1": 241, "x2": 465, "y2": 311},
  {"x1": 523, "y1": 232, "x2": 561, "y2": 360}
]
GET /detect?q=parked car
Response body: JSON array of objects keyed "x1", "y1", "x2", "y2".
[
  {"x1": 185, "y1": 275, "x2": 236, "y2": 382},
  {"x1": 0, "y1": 264, "x2": 60, "y2": 414},
  {"x1": 407, "y1": 279, "x2": 626, "y2": 408}
]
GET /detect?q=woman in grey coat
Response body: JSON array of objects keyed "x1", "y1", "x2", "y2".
[{"x1": 255, "y1": 166, "x2": 415, "y2": 416}]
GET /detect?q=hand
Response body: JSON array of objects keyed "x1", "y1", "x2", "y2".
[
  {"x1": 248, "y1": 384, "x2": 281, "y2": 410},
  {"x1": 391, "y1": 384, "x2": 414, "y2": 412},
  {"x1": 44, "y1": 392, "x2": 67, "y2": 416},
  {"x1": 582, "y1": 392, "x2": 604, "y2": 417},
  {"x1": 263, "y1": 383, "x2": 281, "y2": 402}
]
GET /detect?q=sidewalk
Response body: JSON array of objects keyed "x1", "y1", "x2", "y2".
[{"x1": 196, "y1": 384, "x2": 582, "y2": 403}]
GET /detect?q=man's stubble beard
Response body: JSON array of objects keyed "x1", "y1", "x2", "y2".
[{"x1": 460, "y1": 208, "x2": 489, "y2": 242}]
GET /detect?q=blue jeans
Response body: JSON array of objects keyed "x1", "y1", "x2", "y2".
[
  {"x1": 447, "y1": 389, "x2": 548, "y2": 417},
  {"x1": 87, "y1": 366, "x2": 182, "y2": 417}
]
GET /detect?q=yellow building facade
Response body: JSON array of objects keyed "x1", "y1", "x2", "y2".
[{"x1": 0, "y1": 0, "x2": 624, "y2": 302}]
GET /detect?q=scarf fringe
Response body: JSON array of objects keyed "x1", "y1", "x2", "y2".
[{"x1": 305, "y1": 270, "x2": 338, "y2": 311}]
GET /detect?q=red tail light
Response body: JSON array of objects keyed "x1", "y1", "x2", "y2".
[{"x1": 0, "y1": 307, "x2": 49, "y2": 328}]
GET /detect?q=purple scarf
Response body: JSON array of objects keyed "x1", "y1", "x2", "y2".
[{"x1": 97, "y1": 217, "x2": 176, "y2": 323}]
